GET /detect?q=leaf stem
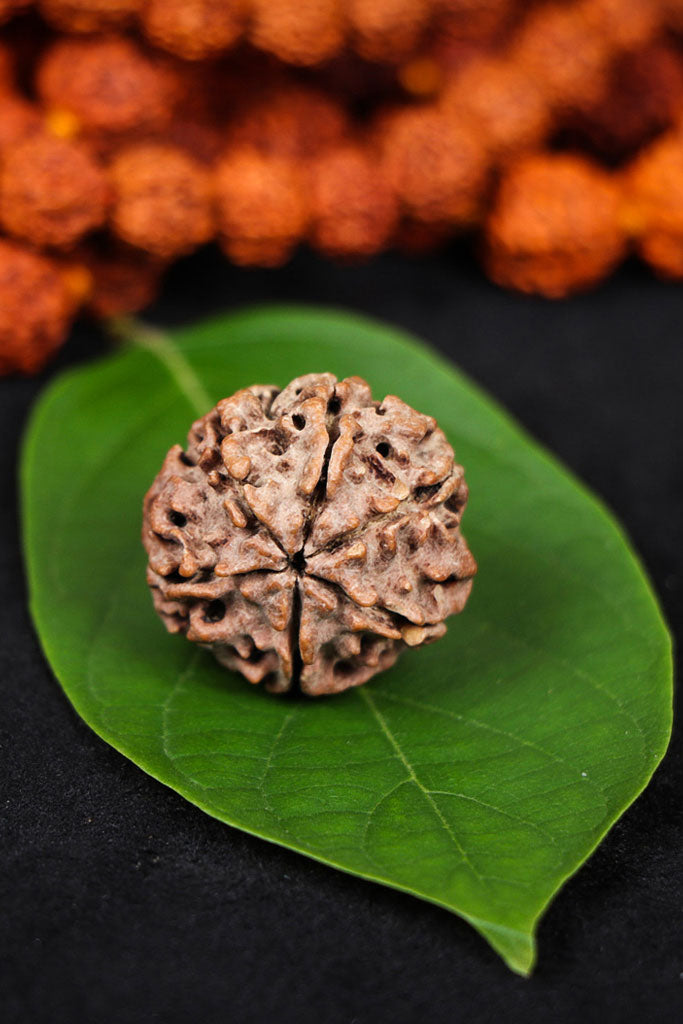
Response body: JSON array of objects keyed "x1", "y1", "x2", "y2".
[{"x1": 107, "y1": 315, "x2": 212, "y2": 415}]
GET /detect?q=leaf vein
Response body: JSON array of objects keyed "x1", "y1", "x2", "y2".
[{"x1": 359, "y1": 689, "x2": 483, "y2": 881}]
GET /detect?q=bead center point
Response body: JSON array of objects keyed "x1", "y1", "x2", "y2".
[{"x1": 291, "y1": 549, "x2": 306, "y2": 575}]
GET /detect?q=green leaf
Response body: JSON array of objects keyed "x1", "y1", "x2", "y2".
[{"x1": 21, "y1": 307, "x2": 672, "y2": 975}]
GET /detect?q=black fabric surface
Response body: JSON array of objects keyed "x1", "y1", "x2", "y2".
[{"x1": 1, "y1": 247, "x2": 680, "y2": 1024}]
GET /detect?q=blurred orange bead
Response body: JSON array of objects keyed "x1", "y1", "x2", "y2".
[
  {"x1": 142, "y1": 0, "x2": 247, "y2": 61},
  {"x1": 0, "y1": 132, "x2": 109, "y2": 248},
  {"x1": 214, "y1": 148, "x2": 309, "y2": 267},
  {"x1": 309, "y1": 143, "x2": 399, "y2": 259},
  {"x1": 511, "y1": 3, "x2": 609, "y2": 111},
  {"x1": 108, "y1": 143, "x2": 214, "y2": 259},
  {"x1": 38, "y1": 0, "x2": 142, "y2": 33},
  {"x1": 249, "y1": 0, "x2": 345, "y2": 67},
  {"x1": 484, "y1": 152, "x2": 627, "y2": 298},
  {"x1": 376, "y1": 104, "x2": 488, "y2": 227},
  {"x1": 441, "y1": 56, "x2": 550, "y2": 159},
  {"x1": 0, "y1": 238, "x2": 73, "y2": 375},
  {"x1": 621, "y1": 130, "x2": 683, "y2": 280},
  {"x1": 36, "y1": 35, "x2": 179, "y2": 138},
  {"x1": 228, "y1": 80, "x2": 351, "y2": 160},
  {"x1": 348, "y1": 0, "x2": 432, "y2": 63}
]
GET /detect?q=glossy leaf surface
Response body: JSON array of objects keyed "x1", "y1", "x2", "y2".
[{"x1": 22, "y1": 307, "x2": 672, "y2": 974}]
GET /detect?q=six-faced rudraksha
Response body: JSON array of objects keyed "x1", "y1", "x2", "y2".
[{"x1": 142, "y1": 373, "x2": 476, "y2": 696}]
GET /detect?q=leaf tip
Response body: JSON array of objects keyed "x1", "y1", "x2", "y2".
[{"x1": 473, "y1": 918, "x2": 536, "y2": 977}]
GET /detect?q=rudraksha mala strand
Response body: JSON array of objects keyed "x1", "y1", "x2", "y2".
[{"x1": 2, "y1": 0, "x2": 683, "y2": 373}]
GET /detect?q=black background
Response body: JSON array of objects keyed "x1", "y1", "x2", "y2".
[{"x1": 1, "y1": 246, "x2": 680, "y2": 1024}]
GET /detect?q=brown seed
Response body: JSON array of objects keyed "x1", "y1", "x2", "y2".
[{"x1": 143, "y1": 373, "x2": 476, "y2": 696}]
